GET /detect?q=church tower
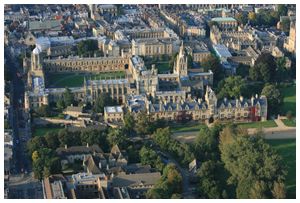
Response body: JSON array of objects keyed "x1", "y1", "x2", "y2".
[
  {"x1": 205, "y1": 86, "x2": 217, "y2": 115},
  {"x1": 31, "y1": 46, "x2": 42, "y2": 71},
  {"x1": 173, "y1": 41, "x2": 188, "y2": 77}
]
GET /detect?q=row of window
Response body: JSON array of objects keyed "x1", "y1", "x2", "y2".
[{"x1": 45, "y1": 59, "x2": 126, "y2": 66}]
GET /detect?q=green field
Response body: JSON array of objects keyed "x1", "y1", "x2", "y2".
[
  {"x1": 169, "y1": 122, "x2": 205, "y2": 133},
  {"x1": 282, "y1": 119, "x2": 296, "y2": 127},
  {"x1": 155, "y1": 62, "x2": 171, "y2": 73},
  {"x1": 280, "y1": 84, "x2": 296, "y2": 116},
  {"x1": 32, "y1": 127, "x2": 64, "y2": 137},
  {"x1": 266, "y1": 139, "x2": 296, "y2": 198},
  {"x1": 237, "y1": 120, "x2": 277, "y2": 129},
  {"x1": 46, "y1": 71, "x2": 126, "y2": 88}
]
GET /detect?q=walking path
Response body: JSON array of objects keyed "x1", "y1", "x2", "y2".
[{"x1": 172, "y1": 119, "x2": 296, "y2": 143}]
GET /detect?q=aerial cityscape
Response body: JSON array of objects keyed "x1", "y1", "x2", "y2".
[{"x1": 4, "y1": 4, "x2": 296, "y2": 199}]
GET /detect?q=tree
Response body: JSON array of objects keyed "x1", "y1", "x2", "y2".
[
  {"x1": 235, "y1": 12, "x2": 248, "y2": 25},
  {"x1": 272, "y1": 181, "x2": 286, "y2": 199},
  {"x1": 36, "y1": 104, "x2": 51, "y2": 117},
  {"x1": 277, "y1": 5, "x2": 288, "y2": 16},
  {"x1": 275, "y1": 57, "x2": 289, "y2": 82},
  {"x1": 139, "y1": 146, "x2": 162, "y2": 169},
  {"x1": 236, "y1": 63, "x2": 249, "y2": 78},
  {"x1": 135, "y1": 111, "x2": 151, "y2": 136},
  {"x1": 202, "y1": 55, "x2": 224, "y2": 83},
  {"x1": 146, "y1": 163, "x2": 183, "y2": 199},
  {"x1": 250, "y1": 63, "x2": 272, "y2": 83},
  {"x1": 250, "y1": 53, "x2": 277, "y2": 83},
  {"x1": 57, "y1": 129, "x2": 81, "y2": 147},
  {"x1": 44, "y1": 132, "x2": 60, "y2": 149},
  {"x1": 261, "y1": 84, "x2": 282, "y2": 116},
  {"x1": 27, "y1": 136, "x2": 47, "y2": 155},
  {"x1": 63, "y1": 88, "x2": 74, "y2": 107},
  {"x1": 197, "y1": 160, "x2": 230, "y2": 199},
  {"x1": 123, "y1": 112, "x2": 135, "y2": 135},
  {"x1": 107, "y1": 128, "x2": 127, "y2": 148},
  {"x1": 217, "y1": 76, "x2": 246, "y2": 99},
  {"x1": 56, "y1": 98, "x2": 65, "y2": 111},
  {"x1": 93, "y1": 93, "x2": 116, "y2": 113},
  {"x1": 77, "y1": 39, "x2": 98, "y2": 57},
  {"x1": 248, "y1": 12, "x2": 257, "y2": 24},
  {"x1": 281, "y1": 18, "x2": 290, "y2": 32},
  {"x1": 219, "y1": 126, "x2": 287, "y2": 199}
]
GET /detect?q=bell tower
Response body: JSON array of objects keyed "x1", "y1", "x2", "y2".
[
  {"x1": 173, "y1": 41, "x2": 188, "y2": 77},
  {"x1": 31, "y1": 46, "x2": 42, "y2": 71}
]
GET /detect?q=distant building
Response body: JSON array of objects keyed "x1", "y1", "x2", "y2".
[
  {"x1": 42, "y1": 175, "x2": 67, "y2": 199},
  {"x1": 284, "y1": 21, "x2": 296, "y2": 54},
  {"x1": 104, "y1": 106, "x2": 124, "y2": 123},
  {"x1": 28, "y1": 19, "x2": 62, "y2": 33},
  {"x1": 211, "y1": 17, "x2": 238, "y2": 29}
]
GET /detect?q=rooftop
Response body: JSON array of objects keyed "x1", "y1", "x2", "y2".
[
  {"x1": 211, "y1": 17, "x2": 237, "y2": 22},
  {"x1": 104, "y1": 106, "x2": 123, "y2": 114}
]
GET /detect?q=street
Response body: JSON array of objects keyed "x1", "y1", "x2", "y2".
[{"x1": 5, "y1": 47, "x2": 42, "y2": 198}]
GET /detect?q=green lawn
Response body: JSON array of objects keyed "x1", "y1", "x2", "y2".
[
  {"x1": 280, "y1": 84, "x2": 296, "y2": 116},
  {"x1": 266, "y1": 139, "x2": 296, "y2": 198},
  {"x1": 46, "y1": 71, "x2": 125, "y2": 88},
  {"x1": 32, "y1": 127, "x2": 64, "y2": 137},
  {"x1": 237, "y1": 120, "x2": 277, "y2": 129},
  {"x1": 169, "y1": 122, "x2": 205, "y2": 133},
  {"x1": 282, "y1": 119, "x2": 296, "y2": 127},
  {"x1": 155, "y1": 62, "x2": 171, "y2": 73}
]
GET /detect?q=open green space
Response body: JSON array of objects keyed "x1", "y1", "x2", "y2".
[
  {"x1": 143, "y1": 55, "x2": 172, "y2": 73},
  {"x1": 279, "y1": 84, "x2": 296, "y2": 116},
  {"x1": 237, "y1": 120, "x2": 277, "y2": 129},
  {"x1": 282, "y1": 119, "x2": 296, "y2": 127},
  {"x1": 155, "y1": 62, "x2": 171, "y2": 73},
  {"x1": 46, "y1": 71, "x2": 126, "y2": 88},
  {"x1": 266, "y1": 139, "x2": 296, "y2": 198},
  {"x1": 169, "y1": 122, "x2": 205, "y2": 133},
  {"x1": 32, "y1": 126, "x2": 64, "y2": 137}
]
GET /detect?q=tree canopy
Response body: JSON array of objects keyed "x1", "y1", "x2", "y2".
[
  {"x1": 216, "y1": 76, "x2": 246, "y2": 99},
  {"x1": 261, "y1": 84, "x2": 282, "y2": 117},
  {"x1": 219, "y1": 125, "x2": 287, "y2": 198}
]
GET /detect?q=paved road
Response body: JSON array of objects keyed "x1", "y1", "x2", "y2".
[
  {"x1": 8, "y1": 173, "x2": 43, "y2": 199},
  {"x1": 173, "y1": 128, "x2": 296, "y2": 143},
  {"x1": 6, "y1": 47, "x2": 41, "y2": 199}
]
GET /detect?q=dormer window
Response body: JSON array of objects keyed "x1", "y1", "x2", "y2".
[{"x1": 185, "y1": 105, "x2": 189, "y2": 110}]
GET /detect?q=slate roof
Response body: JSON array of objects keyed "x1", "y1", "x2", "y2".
[
  {"x1": 56, "y1": 144, "x2": 104, "y2": 158},
  {"x1": 112, "y1": 172, "x2": 161, "y2": 188}
]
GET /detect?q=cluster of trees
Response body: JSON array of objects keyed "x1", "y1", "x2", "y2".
[
  {"x1": 56, "y1": 88, "x2": 75, "y2": 111},
  {"x1": 191, "y1": 124, "x2": 234, "y2": 198},
  {"x1": 31, "y1": 148, "x2": 61, "y2": 180},
  {"x1": 219, "y1": 125, "x2": 287, "y2": 198},
  {"x1": 146, "y1": 164, "x2": 183, "y2": 199},
  {"x1": 190, "y1": 123, "x2": 287, "y2": 199},
  {"x1": 27, "y1": 127, "x2": 110, "y2": 179},
  {"x1": 216, "y1": 76, "x2": 246, "y2": 99},
  {"x1": 93, "y1": 92, "x2": 117, "y2": 113},
  {"x1": 235, "y1": 5, "x2": 288, "y2": 28},
  {"x1": 202, "y1": 55, "x2": 225, "y2": 84},
  {"x1": 152, "y1": 128, "x2": 194, "y2": 166},
  {"x1": 249, "y1": 53, "x2": 290, "y2": 116},
  {"x1": 123, "y1": 111, "x2": 168, "y2": 137},
  {"x1": 76, "y1": 39, "x2": 101, "y2": 57},
  {"x1": 139, "y1": 146, "x2": 165, "y2": 172},
  {"x1": 216, "y1": 53, "x2": 292, "y2": 117}
]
